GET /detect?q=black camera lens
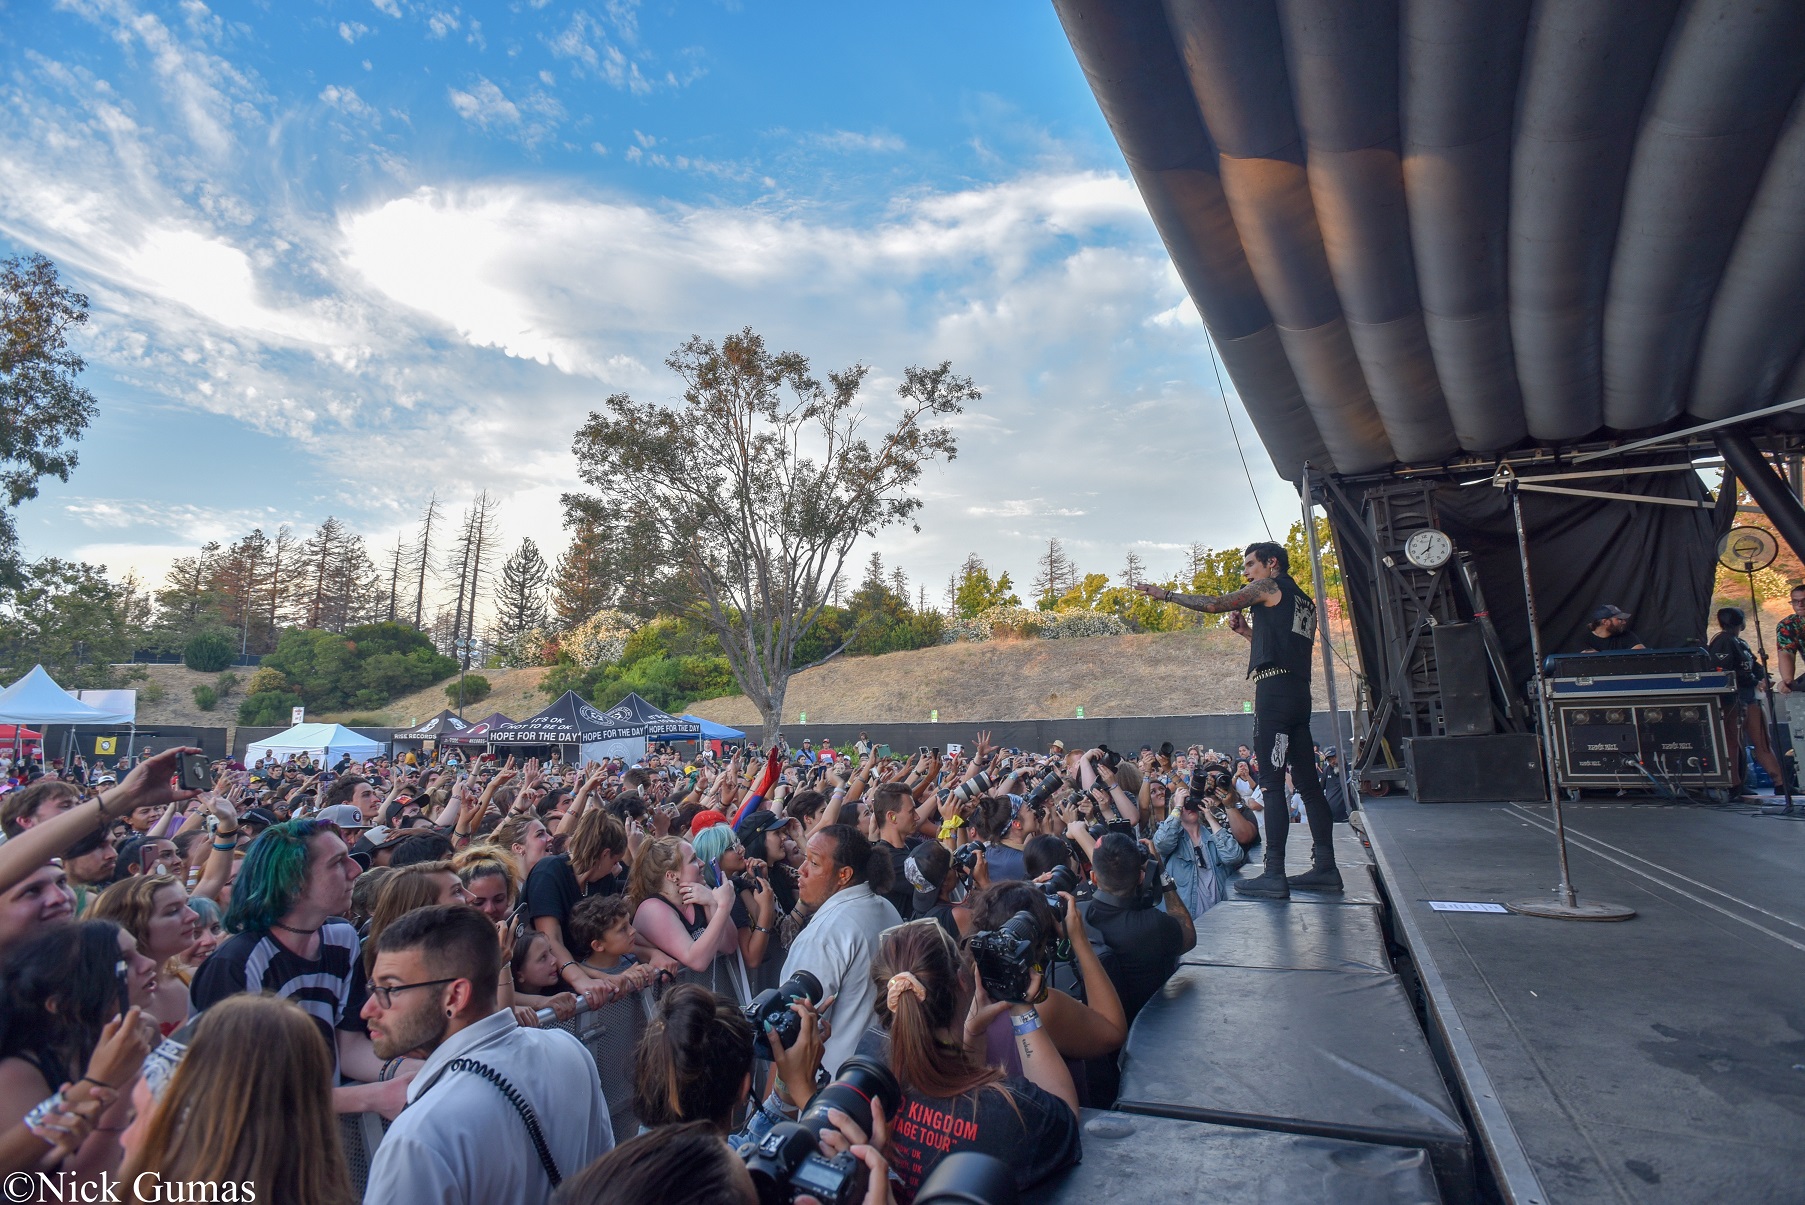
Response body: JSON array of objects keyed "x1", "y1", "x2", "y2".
[
  {"x1": 802, "y1": 1056, "x2": 901, "y2": 1139},
  {"x1": 915, "y1": 1151, "x2": 1021, "y2": 1205},
  {"x1": 745, "y1": 969, "x2": 823, "y2": 1060}
]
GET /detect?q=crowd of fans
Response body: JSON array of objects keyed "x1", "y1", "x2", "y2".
[{"x1": 0, "y1": 727, "x2": 1343, "y2": 1204}]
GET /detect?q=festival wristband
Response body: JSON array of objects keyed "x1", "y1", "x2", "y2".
[{"x1": 1010, "y1": 1009, "x2": 1042, "y2": 1038}]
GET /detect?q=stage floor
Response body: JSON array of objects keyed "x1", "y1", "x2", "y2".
[{"x1": 1361, "y1": 798, "x2": 1805, "y2": 1205}]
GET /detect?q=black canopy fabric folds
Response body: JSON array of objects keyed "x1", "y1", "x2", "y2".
[
  {"x1": 443, "y1": 712, "x2": 515, "y2": 746},
  {"x1": 392, "y1": 710, "x2": 471, "y2": 741},
  {"x1": 486, "y1": 692, "x2": 701, "y2": 746}
]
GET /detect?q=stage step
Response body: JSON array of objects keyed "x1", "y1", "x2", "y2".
[
  {"x1": 1116, "y1": 965, "x2": 1473, "y2": 1204},
  {"x1": 1180, "y1": 899, "x2": 1392, "y2": 974},
  {"x1": 1043, "y1": 1109, "x2": 1440, "y2": 1204}
]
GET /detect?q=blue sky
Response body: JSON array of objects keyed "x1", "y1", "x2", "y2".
[{"x1": 0, "y1": 0, "x2": 1295, "y2": 618}]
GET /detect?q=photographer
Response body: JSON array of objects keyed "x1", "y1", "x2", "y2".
[
  {"x1": 691, "y1": 823, "x2": 780, "y2": 969},
  {"x1": 866, "y1": 917, "x2": 1079, "y2": 1199},
  {"x1": 903, "y1": 842, "x2": 973, "y2": 940},
  {"x1": 1077, "y1": 749, "x2": 1140, "y2": 828},
  {"x1": 1081, "y1": 833, "x2": 1194, "y2": 1023},
  {"x1": 632, "y1": 985, "x2": 759, "y2": 1132},
  {"x1": 966, "y1": 883, "x2": 1126, "y2": 1067},
  {"x1": 1154, "y1": 777, "x2": 1245, "y2": 918},
  {"x1": 781, "y1": 825, "x2": 901, "y2": 1076},
  {"x1": 971, "y1": 795, "x2": 1033, "y2": 883}
]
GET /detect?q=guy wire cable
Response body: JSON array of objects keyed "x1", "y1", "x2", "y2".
[{"x1": 1205, "y1": 334, "x2": 1272, "y2": 541}]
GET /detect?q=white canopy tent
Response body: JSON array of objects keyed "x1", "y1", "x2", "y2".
[
  {"x1": 246, "y1": 723, "x2": 383, "y2": 764},
  {"x1": 0, "y1": 666, "x2": 134, "y2": 725}
]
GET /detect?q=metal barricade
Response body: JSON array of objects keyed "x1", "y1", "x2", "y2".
[{"x1": 550, "y1": 993, "x2": 652, "y2": 1140}]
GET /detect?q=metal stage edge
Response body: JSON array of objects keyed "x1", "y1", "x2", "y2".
[{"x1": 1361, "y1": 806, "x2": 1553, "y2": 1205}]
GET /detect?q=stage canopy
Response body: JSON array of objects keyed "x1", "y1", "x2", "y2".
[
  {"x1": 443, "y1": 712, "x2": 515, "y2": 746},
  {"x1": 393, "y1": 711, "x2": 470, "y2": 742},
  {"x1": 0, "y1": 666, "x2": 134, "y2": 726},
  {"x1": 1054, "y1": 0, "x2": 1805, "y2": 481},
  {"x1": 246, "y1": 723, "x2": 383, "y2": 764}
]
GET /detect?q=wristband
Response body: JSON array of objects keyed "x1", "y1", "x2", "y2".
[
  {"x1": 1010, "y1": 1009, "x2": 1042, "y2": 1038},
  {"x1": 212, "y1": 842, "x2": 236, "y2": 852}
]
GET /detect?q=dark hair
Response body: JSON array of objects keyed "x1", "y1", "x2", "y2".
[
  {"x1": 966, "y1": 881, "x2": 1059, "y2": 947},
  {"x1": 606, "y1": 792, "x2": 647, "y2": 822},
  {"x1": 0, "y1": 921, "x2": 132, "y2": 1087},
  {"x1": 816, "y1": 824, "x2": 894, "y2": 897},
  {"x1": 374, "y1": 905, "x2": 500, "y2": 1013},
  {"x1": 631, "y1": 985, "x2": 752, "y2": 1132},
  {"x1": 1717, "y1": 607, "x2": 1745, "y2": 631},
  {"x1": 552, "y1": 1120, "x2": 751, "y2": 1205},
  {"x1": 322, "y1": 777, "x2": 364, "y2": 811},
  {"x1": 226, "y1": 820, "x2": 337, "y2": 934},
  {"x1": 908, "y1": 840, "x2": 952, "y2": 899},
  {"x1": 64, "y1": 823, "x2": 115, "y2": 861},
  {"x1": 388, "y1": 831, "x2": 455, "y2": 868},
  {"x1": 1244, "y1": 541, "x2": 1289, "y2": 574},
  {"x1": 1091, "y1": 832, "x2": 1146, "y2": 896},
  {"x1": 971, "y1": 795, "x2": 1015, "y2": 843},
  {"x1": 784, "y1": 790, "x2": 825, "y2": 824},
  {"x1": 1023, "y1": 835, "x2": 1074, "y2": 879},
  {"x1": 569, "y1": 895, "x2": 633, "y2": 955},
  {"x1": 871, "y1": 782, "x2": 912, "y2": 828}
]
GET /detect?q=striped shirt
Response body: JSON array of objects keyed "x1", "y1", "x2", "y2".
[{"x1": 190, "y1": 921, "x2": 368, "y2": 1072}]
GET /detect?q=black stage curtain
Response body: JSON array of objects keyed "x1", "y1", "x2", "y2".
[{"x1": 1328, "y1": 462, "x2": 1735, "y2": 712}]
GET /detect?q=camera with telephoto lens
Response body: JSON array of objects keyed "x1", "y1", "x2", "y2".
[
  {"x1": 1024, "y1": 766, "x2": 1064, "y2": 809},
  {"x1": 1041, "y1": 864, "x2": 1080, "y2": 912},
  {"x1": 739, "y1": 1057, "x2": 902, "y2": 1205},
  {"x1": 949, "y1": 771, "x2": 991, "y2": 806},
  {"x1": 967, "y1": 909, "x2": 1044, "y2": 1004},
  {"x1": 951, "y1": 840, "x2": 986, "y2": 873},
  {"x1": 1093, "y1": 744, "x2": 1123, "y2": 772},
  {"x1": 745, "y1": 969, "x2": 822, "y2": 1061}
]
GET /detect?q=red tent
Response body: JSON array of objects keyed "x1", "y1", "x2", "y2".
[{"x1": 0, "y1": 726, "x2": 43, "y2": 741}]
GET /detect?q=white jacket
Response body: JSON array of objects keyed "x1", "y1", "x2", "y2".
[{"x1": 781, "y1": 883, "x2": 901, "y2": 1076}]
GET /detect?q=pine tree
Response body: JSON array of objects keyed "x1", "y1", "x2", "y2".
[
  {"x1": 1032, "y1": 538, "x2": 1077, "y2": 609},
  {"x1": 411, "y1": 495, "x2": 439, "y2": 628},
  {"x1": 551, "y1": 520, "x2": 610, "y2": 630},
  {"x1": 1121, "y1": 549, "x2": 1148, "y2": 588},
  {"x1": 492, "y1": 538, "x2": 550, "y2": 650},
  {"x1": 859, "y1": 551, "x2": 886, "y2": 595},
  {"x1": 889, "y1": 566, "x2": 910, "y2": 604},
  {"x1": 264, "y1": 525, "x2": 300, "y2": 636}
]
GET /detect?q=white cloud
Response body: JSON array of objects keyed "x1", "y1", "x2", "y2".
[
  {"x1": 426, "y1": 9, "x2": 460, "y2": 39},
  {"x1": 813, "y1": 130, "x2": 905, "y2": 153},
  {"x1": 339, "y1": 21, "x2": 371, "y2": 43},
  {"x1": 447, "y1": 78, "x2": 518, "y2": 128},
  {"x1": 371, "y1": 0, "x2": 401, "y2": 16},
  {"x1": 320, "y1": 84, "x2": 377, "y2": 122}
]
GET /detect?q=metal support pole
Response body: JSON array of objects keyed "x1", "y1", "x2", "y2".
[
  {"x1": 1301, "y1": 469, "x2": 1349, "y2": 793},
  {"x1": 1740, "y1": 566, "x2": 1797, "y2": 815},
  {"x1": 1718, "y1": 432, "x2": 1805, "y2": 566},
  {"x1": 1502, "y1": 472, "x2": 1635, "y2": 921}
]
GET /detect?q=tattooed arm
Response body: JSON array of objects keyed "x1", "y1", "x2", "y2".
[{"x1": 1136, "y1": 578, "x2": 1281, "y2": 613}]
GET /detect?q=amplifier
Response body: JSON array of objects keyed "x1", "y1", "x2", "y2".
[
  {"x1": 1405, "y1": 734, "x2": 1545, "y2": 803},
  {"x1": 1543, "y1": 646, "x2": 1716, "y2": 679},
  {"x1": 1550, "y1": 695, "x2": 1731, "y2": 788}
]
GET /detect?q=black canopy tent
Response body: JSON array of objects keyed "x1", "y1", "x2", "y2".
[
  {"x1": 391, "y1": 710, "x2": 471, "y2": 748},
  {"x1": 1053, "y1": 0, "x2": 1805, "y2": 796},
  {"x1": 486, "y1": 692, "x2": 701, "y2": 763},
  {"x1": 442, "y1": 712, "x2": 515, "y2": 747}
]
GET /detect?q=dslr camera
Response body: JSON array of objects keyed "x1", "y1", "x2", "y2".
[
  {"x1": 949, "y1": 771, "x2": 991, "y2": 806},
  {"x1": 1041, "y1": 864, "x2": 1082, "y2": 912},
  {"x1": 739, "y1": 1057, "x2": 901, "y2": 1205},
  {"x1": 966, "y1": 909, "x2": 1044, "y2": 1004},
  {"x1": 1024, "y1": 766, "x2": 1064, "y2": 810},
  {"x1": 745, "y1": 970, "x2": 822, "y2": 1061}
]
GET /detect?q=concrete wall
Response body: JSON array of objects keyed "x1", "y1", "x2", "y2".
[{"x1": 724, "y1": 713, "x2": 1343, "y2": 755}]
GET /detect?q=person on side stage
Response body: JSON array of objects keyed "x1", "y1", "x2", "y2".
[
  {"x1": 1137, "y1": 542, "x2": 1337, "y2": 899},
  {"x1": 1577, "y1": 604, "x2": 1645, "y2": 653}
]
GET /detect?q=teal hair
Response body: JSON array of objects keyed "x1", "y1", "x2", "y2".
[
  {"x1": 223, "y1": 819, "x2": 332, "y2": 935},
  {"x1": 689, "y1": 824, "x2": 736, "y2": 888}
]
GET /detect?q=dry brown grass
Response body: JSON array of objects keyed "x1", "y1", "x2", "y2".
[
  {"x1": 377, "y1": 666, "x2": 553, "y2": 728},
  {"x1": 686, "y1": 628, "x2": 1331, "y2": 725},
  {"x1": 118, "y1": 663, "x2": 555, "y2": 729}
]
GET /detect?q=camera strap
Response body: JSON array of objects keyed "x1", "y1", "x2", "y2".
[{"x1": 440, "y1": 1057, "x2": 562, "y2": 1186}]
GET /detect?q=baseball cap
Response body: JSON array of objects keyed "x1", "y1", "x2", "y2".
[
  {"x1": 904, "y1": 842, "x2": 951, "y2": 915},
  {"x1": 317, "y1": 803, "x2": 368, "y2": 829},
  {"x1": 1589, "y1": 604, "x2": 1632, "y2": 623},
  {"x1": 734, "y1": 809, "x2": 787, "y2": 842},
  {"x1": 355, "y1": 826, "x2": 410, "y2": 852},
  {"x1": 240, "y1": 807, "x2": 279, "y2": 830},
  {"x1": 689, "y1": 809, "x2": 728, "y2": 837}
]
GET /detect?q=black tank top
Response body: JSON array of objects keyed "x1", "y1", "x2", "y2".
[{"x1": 1248, "y1": 573, "x2": 1317, "y2": 678}]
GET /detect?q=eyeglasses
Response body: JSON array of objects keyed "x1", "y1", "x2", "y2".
[{"x1": 368, "y1": 977, "x2": 457, "y2": 1008}]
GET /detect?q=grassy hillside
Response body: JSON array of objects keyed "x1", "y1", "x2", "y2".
[
  {"x1": 118, "y1": 663, "x2": 554, "y2": 729},
  {"x1": 686, "y1": 627, "x2": 1331, "y2": 726}
]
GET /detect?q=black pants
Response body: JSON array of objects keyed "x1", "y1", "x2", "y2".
[{"x1": 1253, "y1": 680, "x2": 1335, "y2": 871}]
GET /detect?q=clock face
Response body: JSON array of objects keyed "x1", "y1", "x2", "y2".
[{"x1": 1404, "y1": 528, "x2": 1453, "y2": 569}]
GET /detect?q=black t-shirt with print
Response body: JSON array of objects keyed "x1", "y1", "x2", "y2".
[
  {"x1": 888, "y1": 1079, "x2": 1080, "y2": 1204},
  {"x1": 524, "y1": 853, "x2": 620, "y2": 954},
  {"x1": 881, "y1": 836, "x2": 920, "y2": 919}
]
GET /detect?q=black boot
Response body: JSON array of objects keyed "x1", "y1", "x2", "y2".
[
  {"x1": 1285, "y1": 855, "x2": 1342, "y2": 894},
  {"x1": 1234, "y1": 862, "x2": 1290, "y2": 900}
]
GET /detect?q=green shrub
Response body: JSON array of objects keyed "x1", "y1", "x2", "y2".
[
  {"x1": 184, "y1": 628, "x2": 237, "y2": 673},
  {"x1": 137, "y1": 680, "x2": 166, "y2": 705},
  {"x1": 215, "y1": 671, "x2": 239, "y2": 698},
  {"x1": 448, "y1": 674, "x2": 491, "y2": 707},
  {"x1": 192, "y1": 685, "x2": 218, "y2": 711},
  {"x1": 238, "y1": 690, "x2": 304, "y2": 726}
]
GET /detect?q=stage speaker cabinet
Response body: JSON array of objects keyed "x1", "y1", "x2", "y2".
[
  {"x1": 1404, "y1": 734, "x2": 1544, "y2": 803},
  {"x1": 1432, "y1": 623, "x2": 1493, "y2": 736}
]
